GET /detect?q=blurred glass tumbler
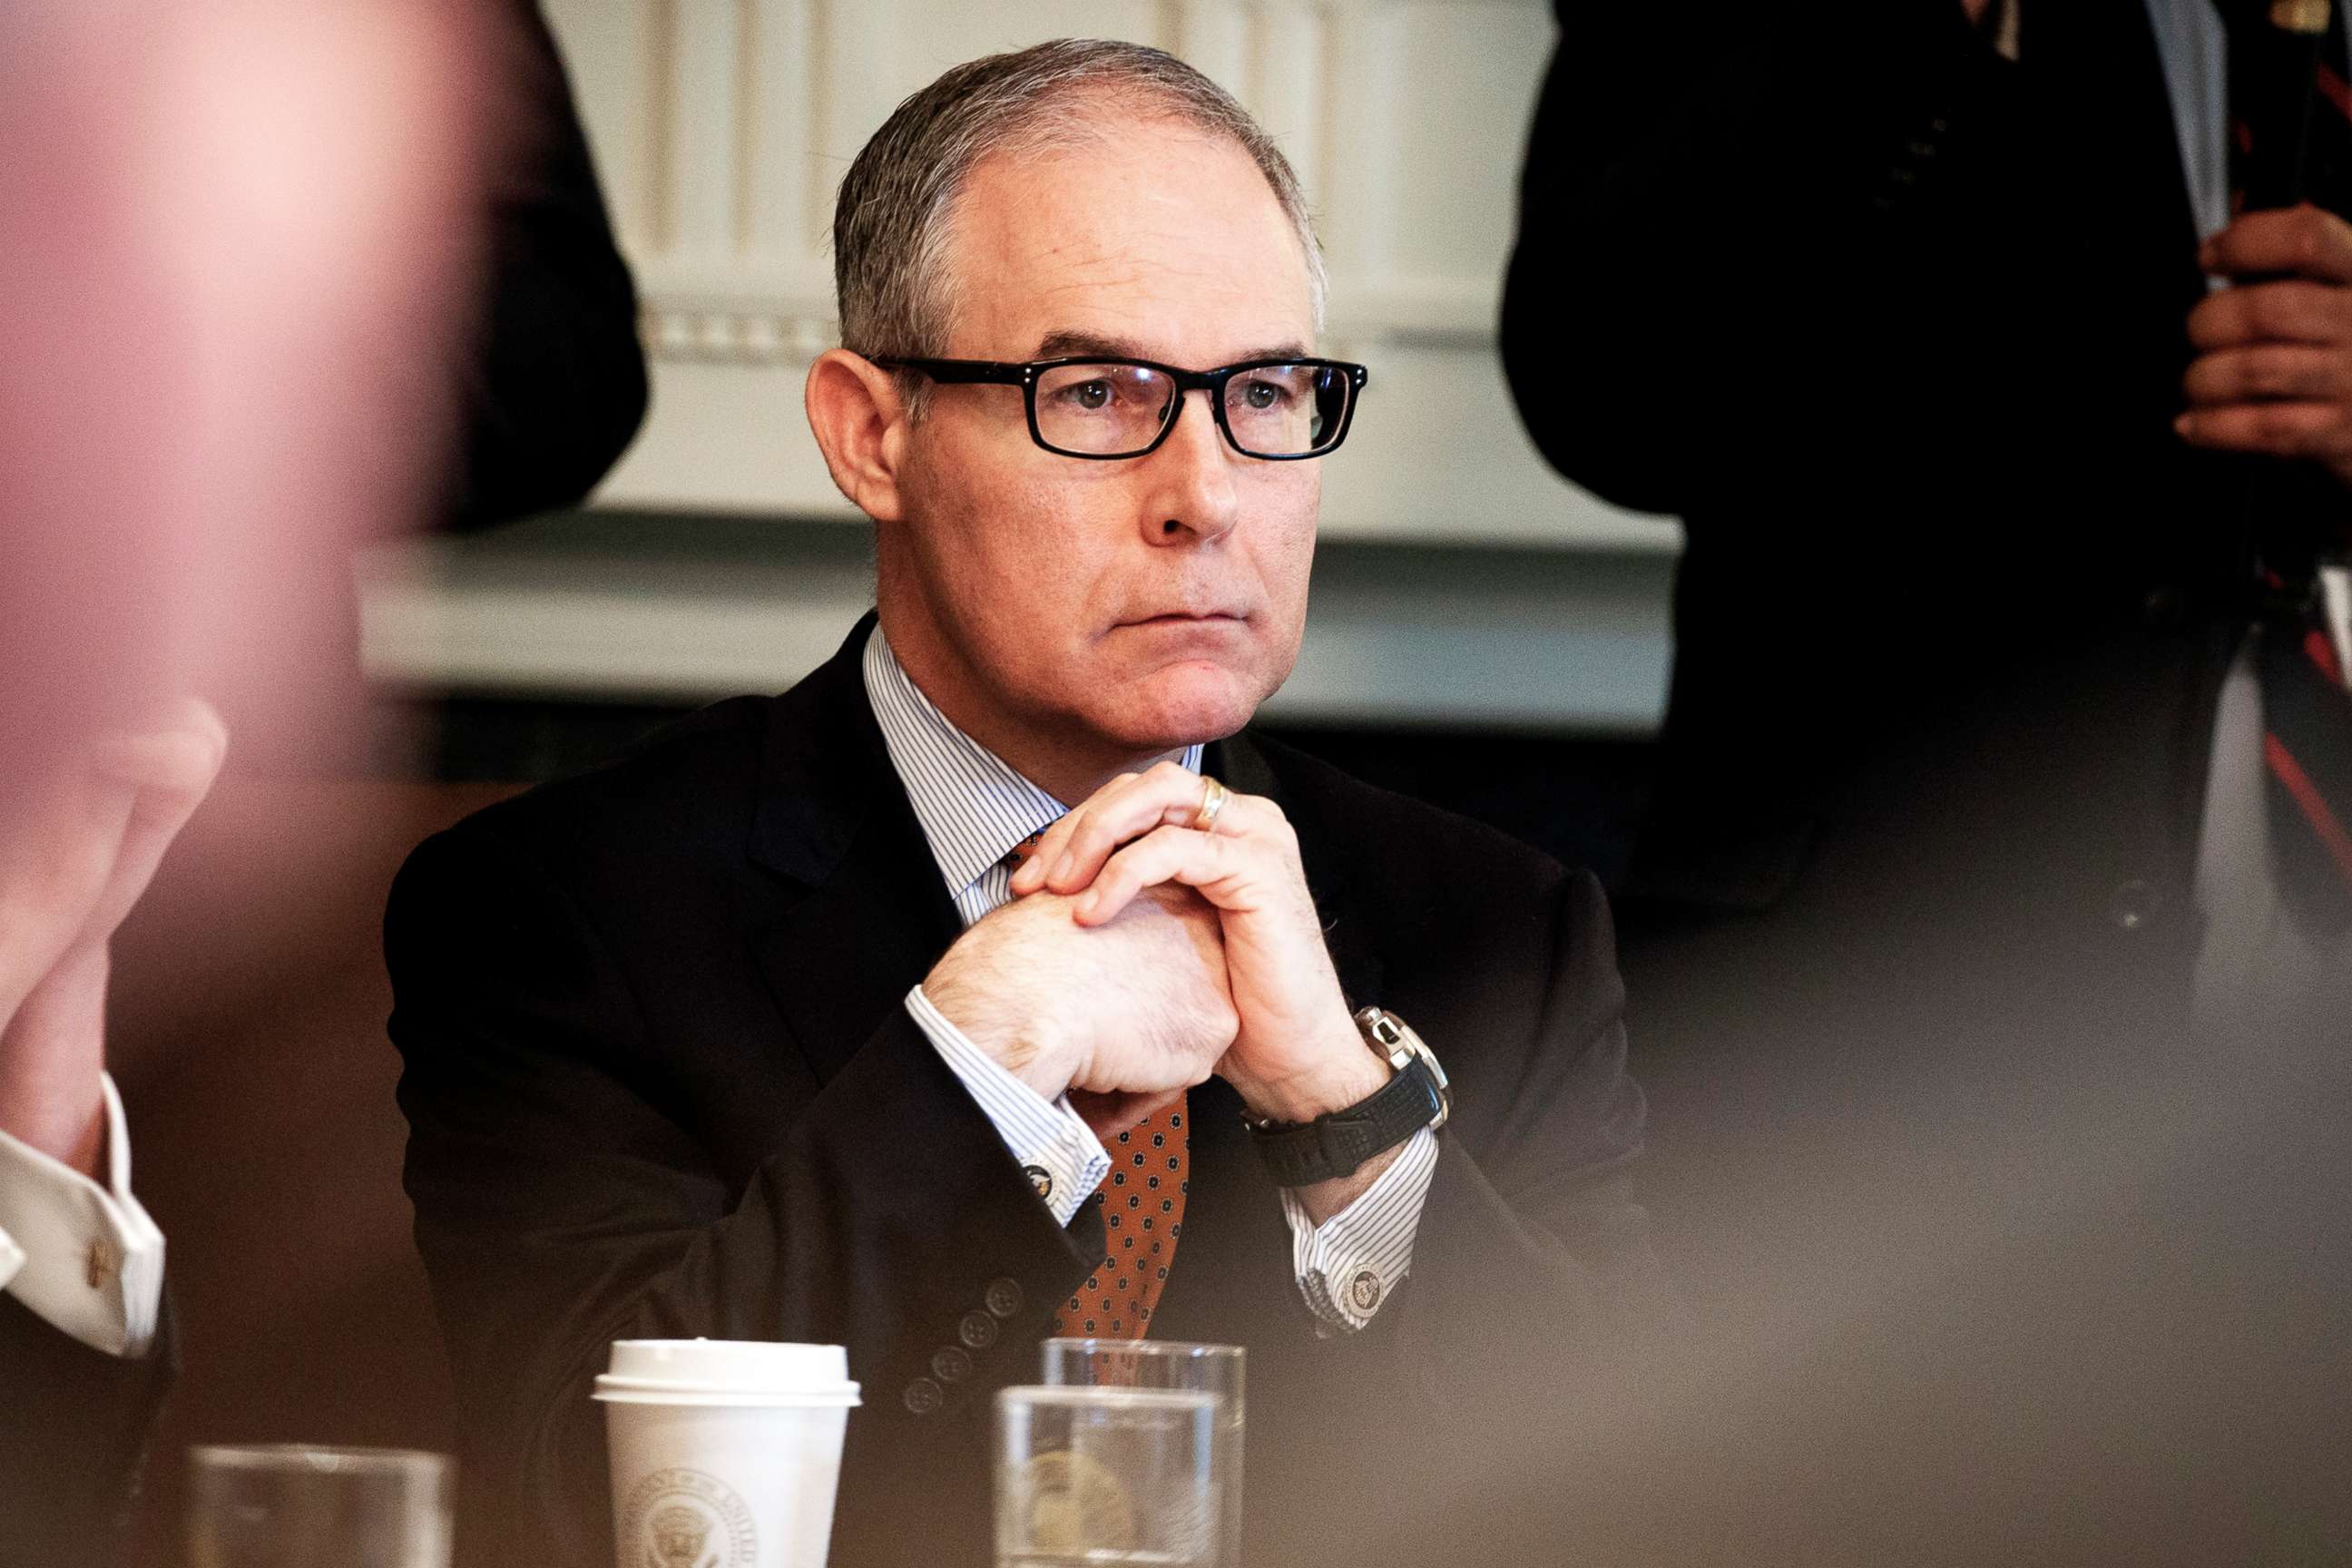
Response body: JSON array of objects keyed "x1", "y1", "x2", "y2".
[
  {"x1": 187, "y1": 1445, "x2": 451, "y2": 1568},
  {"x1": 996, "y1": 1385, "x2": 1221, "y2": 1568},
  {"x1": 1042, "y1": 1339, "x2": 1243, "y2": 1568},
  {"x1": 593, "y1": 1338, "x2": 861, "y2": 1568}
]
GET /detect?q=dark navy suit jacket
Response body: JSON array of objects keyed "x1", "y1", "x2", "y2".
[{"x1": 387, "y1": 616, "x2": 1665, "y2": 1568}]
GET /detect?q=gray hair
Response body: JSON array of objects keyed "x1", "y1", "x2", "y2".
[{"x1": 831, "y1": 38, "x2": 1327, "y2": 397}]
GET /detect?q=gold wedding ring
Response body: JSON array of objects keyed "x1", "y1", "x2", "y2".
[{"x1": 1190, "y1": 775, "x2": 1230, "y2": 834}]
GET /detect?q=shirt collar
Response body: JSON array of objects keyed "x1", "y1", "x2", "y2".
[{"x1": 860, "y1": 622, "x2": 1201, "y2": 903}]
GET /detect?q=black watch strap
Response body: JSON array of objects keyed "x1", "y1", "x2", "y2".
[{"x1": 1249, "y1": 1055, "x2": 1446, "y2": 1187}]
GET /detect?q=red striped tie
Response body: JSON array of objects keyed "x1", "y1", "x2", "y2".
[
  {"x1": 2257, "y1": 577, "x2": 2352, "y2": 926},
  {"x1": 2221, "y1": 3, "x2": 2352, "y2": 929}
]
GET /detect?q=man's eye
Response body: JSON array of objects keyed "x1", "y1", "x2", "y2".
[
  {"x1": 1062, "y1": 379, "x2": 1113, "y2": 411},
  {"x1": 1240, "y1": 380, "x2": 1286, "y2": 410}
]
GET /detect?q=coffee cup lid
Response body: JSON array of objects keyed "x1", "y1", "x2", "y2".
[
  {"x1": 603, "y1": 1338, "x2": 855, "y2": 1395},
  {"x1": 591, "y1": 1376, "x2": 861, "y2": 1408}
]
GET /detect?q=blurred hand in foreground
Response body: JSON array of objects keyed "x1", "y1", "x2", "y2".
[
  {"x1": 0, "y1": 0, "x2": 487, "y2": 770},
  {"x1": 0, "y1": 701, "x2": 228, "y2": 1177}
]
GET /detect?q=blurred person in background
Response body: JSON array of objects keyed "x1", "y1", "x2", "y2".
[
  {"x1": 0, "y1": 1, "x2": 643, "y2": 1561},
  {"x1": 1494, "y1": 0, "x2": 2352, "y2": 1560},
  {"x1": 388, "y1": 39, "x2": 1665, "y2": 1568},
  {"x1": 439, "y1": 0, "x2": 645, "y2": 535}
]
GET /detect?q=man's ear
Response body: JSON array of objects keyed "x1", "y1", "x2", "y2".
[{"x1": 805, "y1": 349, "x2": 910, "y2": 522}]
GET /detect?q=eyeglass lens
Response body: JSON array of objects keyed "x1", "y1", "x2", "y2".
[{"x1": 1033, "y1": 362, "x2": 1349, "y2": 457}]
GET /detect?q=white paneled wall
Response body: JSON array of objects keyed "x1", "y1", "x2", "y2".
[{"x1": 540, "y1": 0, "x2": 1679, "y2": 551}]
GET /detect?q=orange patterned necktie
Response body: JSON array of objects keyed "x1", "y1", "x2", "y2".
[
  {"x1": 1003, "y1": 831, "x2": 1190, "y2": 1338},
  {"x1": 1050, "y1": 1098, "x2": 1190, "y2": 1338}
]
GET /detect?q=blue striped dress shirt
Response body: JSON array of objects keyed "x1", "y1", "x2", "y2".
[{"x1": 864, "y1": 623, "x2": 1436, "y2": 1330}]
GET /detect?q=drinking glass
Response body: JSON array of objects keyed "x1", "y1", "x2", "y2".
[
  {"x1": 995, "y1": 1385, "x2": 1219, "y2": 1568},
  {"x1": 187, "y1": 1445, "x2": 452, "y2": 1568},
  {"x1": 1041, "y1": 1339, "x2": 1244, "y2": 1568}
]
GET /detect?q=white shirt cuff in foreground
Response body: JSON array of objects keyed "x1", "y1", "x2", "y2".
[
  {"x1": 906, "y1": 986, "x2": 1110, "y2": 1228},
  {"x1": 1280, "y1": 1125, "x2": 1439, "y2": 1332},
  {"x1": 0, "y1": 1073, "x2": 166, "y2": 1357}
]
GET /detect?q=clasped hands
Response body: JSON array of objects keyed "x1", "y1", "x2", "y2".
[
  {"x1": 2181, "y1": 202, "x2": 2352, "y2": 495},
  {"x1": 923, "y1": 761, "x2": 1389, "y2": 1147}
]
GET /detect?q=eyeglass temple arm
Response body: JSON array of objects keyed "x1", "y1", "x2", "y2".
[{"x1": 866, "y1": 356, "x2": 1029, "y2": 386}]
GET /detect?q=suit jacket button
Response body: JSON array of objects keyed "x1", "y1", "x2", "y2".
[
  {"x1": 959, "y1": 1310, "x2": 999, "y2": 1350},
  {"x1": 903, "y1": 1377, "x2": 944, "y2": 1416},
  {"x1": 931, "y1": 1347, "x2": 974, "y2": 1384},
  {"x1": 985, "y1": 1278, "x2": 1024, "y2": 1318}
]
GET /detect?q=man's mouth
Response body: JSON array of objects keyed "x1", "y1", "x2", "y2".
[{"x1": 1128, "y1": 609, "x2": 1246, "y2": 626}]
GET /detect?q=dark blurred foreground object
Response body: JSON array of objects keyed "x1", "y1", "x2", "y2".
[{"x1": 1500, "y1": 0, "x2": 2352, "y2": 1560}]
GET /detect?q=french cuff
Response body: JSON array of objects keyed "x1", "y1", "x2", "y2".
[
  {"x1": 906, "y1": 986, "x2": 1110, "y2": 1228},
  {"x1": 1279, "y1": 1126, "x2": 1439, "y2": 1333},
  {"x1": 0, "y1": 1073, "x2": 165, "y2": 1357}
]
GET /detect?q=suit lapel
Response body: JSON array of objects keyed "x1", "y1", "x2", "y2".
[{"x1": 745, "y1": 616, "x2": 962, "y2": 1088}]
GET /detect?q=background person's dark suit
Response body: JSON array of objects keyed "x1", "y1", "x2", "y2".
[
  {"x1": 386, "y1": 615, "x2": 1663, "y2": 1568},
  {"x1": 1504, "y1": 0, "x2": 2240, "y2": 918},
  {"x1": 1501, "y1": 0, "x2": 2351, "y2": 1251},
  {"x1": 440, "y1": 0, "x2": 645, "y2": 534},
  {"x1": 1494, "y1": 3, "x2": 2352, "y2": 1558}
]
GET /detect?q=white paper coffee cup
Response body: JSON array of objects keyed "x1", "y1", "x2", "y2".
[{"x1": 595, "y1": 1339, "x2": 860, "y2": 1568}]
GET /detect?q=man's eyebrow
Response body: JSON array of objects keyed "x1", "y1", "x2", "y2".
[{"x1": 1031, "y1": 329, "x2": 1313, "y2": 364}]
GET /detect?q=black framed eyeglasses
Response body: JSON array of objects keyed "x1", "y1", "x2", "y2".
[{"x1": 868, "y1": 354, "x2": 1369, "y2": 461}]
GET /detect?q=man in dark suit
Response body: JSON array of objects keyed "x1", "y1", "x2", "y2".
[{"x1": 387, "y1": 38, "x2": 1661, "y2": 1568}]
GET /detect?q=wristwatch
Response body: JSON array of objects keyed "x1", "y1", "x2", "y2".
[{"x1": 1248, "y1": 1007, "x2": 1451, "y2": 1187}]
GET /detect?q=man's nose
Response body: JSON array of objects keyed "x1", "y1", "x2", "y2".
[{"x1": 1139, "y1": 387, "x2": 1240, "y2": 546}]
